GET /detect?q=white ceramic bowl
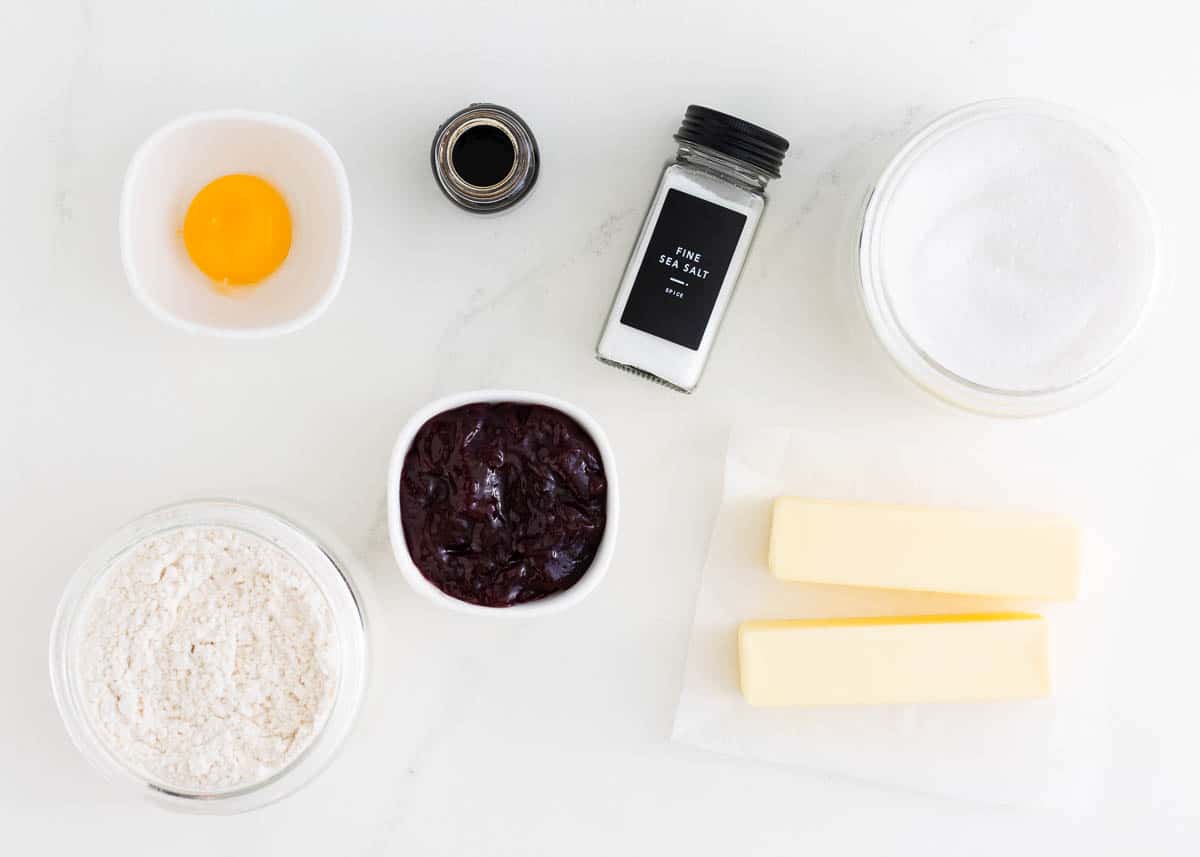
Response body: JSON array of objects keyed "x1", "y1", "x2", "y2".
[
  {"x1": 387, "y1": 390, "x2": 619, "y2": 618},
  {"x1": 120, "y1": 110, "x2": 352, "y2": 337}
]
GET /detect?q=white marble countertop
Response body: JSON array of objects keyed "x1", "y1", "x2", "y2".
[{"x1": 3, "y1": 1, "x2": 1197, "y2": 853}]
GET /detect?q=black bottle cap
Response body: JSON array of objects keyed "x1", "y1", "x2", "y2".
[{"x1": 674, "y1": 105, "x2": 789, "y2": 179}]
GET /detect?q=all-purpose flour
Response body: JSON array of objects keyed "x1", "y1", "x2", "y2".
[
  {"x1": 879, "y1": 111, "x2": 1156, "y2": 392},
  {"x1": 78, "y1": 525, "x2": 339, "y2": 792}
]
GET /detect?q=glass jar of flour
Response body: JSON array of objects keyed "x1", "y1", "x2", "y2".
[{"x1": 597, "y1": 105, "x2": 788, "y2": 392}]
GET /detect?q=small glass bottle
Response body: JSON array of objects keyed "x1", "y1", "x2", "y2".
[
  {"x1": 431, "y1": 103, "x2": 540, "y2": 213},
  {"x1": 597, "y1": 105, "x2": 788, "y2": 392}
]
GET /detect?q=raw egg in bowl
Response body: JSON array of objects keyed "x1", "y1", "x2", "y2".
[{"x1": 120, "y1": 110, "x2": 351, "y2": 337}]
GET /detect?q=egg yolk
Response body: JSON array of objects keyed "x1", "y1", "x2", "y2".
[{"x1": 182, "y1": 174, "x2": 292, "y2": 287}]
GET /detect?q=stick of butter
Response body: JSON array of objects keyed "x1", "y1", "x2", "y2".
[
  {"x1": 738, "y1": 614, "x2": 1050, "y2": 707},
  {"x1": 768, "y1": 497, "x2": 1079, "y2": 600}
]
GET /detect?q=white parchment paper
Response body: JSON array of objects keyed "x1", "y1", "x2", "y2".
[{"x1": 672, "y1": 422, "x2": 1118, "y2": 813}]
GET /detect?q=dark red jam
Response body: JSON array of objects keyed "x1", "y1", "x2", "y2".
[{"x1": 399, "y1": 402, "x2": 608, "y2": 607}]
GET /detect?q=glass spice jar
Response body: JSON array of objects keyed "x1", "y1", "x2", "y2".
[{"x1": 596, "y1": 105, "x2": 788, "y2": 392}]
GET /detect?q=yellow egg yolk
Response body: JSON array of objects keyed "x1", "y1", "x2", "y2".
[{"x1": 182, "y1": 174, "x2": 292, "y2": 287}]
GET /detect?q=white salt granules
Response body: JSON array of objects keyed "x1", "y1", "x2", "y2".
[
  {"x1": 77, "y1": 525, "x2": 339, "y2": 793},
  {"x1": 878, "y1": 110, "x2": 1157, "y2": 392}
]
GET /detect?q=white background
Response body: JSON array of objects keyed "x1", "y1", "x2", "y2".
[{"x1": 2, "y1": 1, "x2": 1197, "y2": 853}]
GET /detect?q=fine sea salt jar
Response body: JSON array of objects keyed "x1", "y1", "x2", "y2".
[{"x1": 597, "y1": 105, "x2": 788, "y2": 392}]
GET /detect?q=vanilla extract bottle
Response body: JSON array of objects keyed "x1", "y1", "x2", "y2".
[{"x1": 597, "y1": 105, "x2": 788, "y2": 392}]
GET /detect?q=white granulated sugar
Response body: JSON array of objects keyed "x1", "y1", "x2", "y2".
[
  {"x1": 78, "y1": 525, "x2": 339, "y2": 792},
  {"x1": 880, "y1": 112, "x2": 1156, "y2": 392}
]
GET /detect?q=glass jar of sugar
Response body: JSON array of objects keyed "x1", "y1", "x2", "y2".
[
  {"x1": 597, "y1": 106, "x2": 788, "y2": 392},
  {"x1": 859, "y1": 99, "x2": 1166, "y2": 416}
]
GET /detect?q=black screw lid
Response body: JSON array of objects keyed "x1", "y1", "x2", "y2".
[{"x1": 674, "y1": 105, "x2": 789, "y2": 179}]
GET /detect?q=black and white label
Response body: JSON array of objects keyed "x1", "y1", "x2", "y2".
[{"x1": 619, "y1": 189, "x2": 747, "y2": 351}]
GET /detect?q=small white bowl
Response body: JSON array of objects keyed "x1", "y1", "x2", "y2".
[
  {"x1": 120, "y1": 110, "x2": 352, "y2": 338},
  {"x1": 387, "y1": 390, "x2": 619, "y2": 618}
]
